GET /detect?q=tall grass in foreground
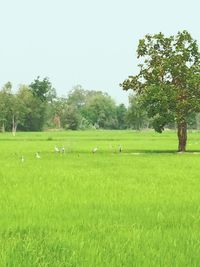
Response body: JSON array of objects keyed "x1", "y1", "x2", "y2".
[{"x1": 0, "y1": 130, "x2": 200, "y2": 266}]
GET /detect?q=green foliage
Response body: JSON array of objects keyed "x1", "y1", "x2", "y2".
[
  {"x1": 66, "y1": 85, "x2": 87, "y2": 108},
  {"x1": 116, "y1": 104, "x2": 127, "y2": 129},
  {"x1": 63, "y1": 105, "x2": 81, "y2": 130},
  {"x1": 59, "y1": 87, "x2": 121, "y2": 130},
  {"x1": 15, "y1": 85, "x2": 46, "y2": 131},
  {"x1": 0, "y1": 82, "x2": 128, "y2": 131},
  {"x1": 81, "y1": 92, "x2": 118, "y2": 129},
  {"x1": 79, "y1": 117, "x2": 93, "y2": 130},
  {"x1": 29, "y1": 76, "x2": 55, "y2": 102},
  {"x1": 28, "y1": 77, "x2": 56, "y2": 131},
  {"x1": 0, "y1": 82, "x2": 13, "y2": 131},
  {"x1": 126, "y1": 94, "x2": 148, "y2": 130},
  {"x1": 121, "y1": 30, "x2": 200, "y2": 132}
]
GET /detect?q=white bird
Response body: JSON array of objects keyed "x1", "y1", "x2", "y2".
[
  {"x1": 61, "y1": 146, "x2": 65, "y2": 153},
  {"x1": 35, "y1": 152, "x2": 41, "y2": 159},
  {"x1": 92, "y1": 147, "x2": 98, "y2": 154},
  {"x1": 54, "y1": 145, "x2": 60, "y2": 153},
  {"x1": 21, "y1": 156, "x2": 24, "y2": 162}
]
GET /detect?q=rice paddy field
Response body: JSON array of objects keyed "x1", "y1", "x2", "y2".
[{"x1": 1, "y1": 130, "x2": 200, "y2": 266}]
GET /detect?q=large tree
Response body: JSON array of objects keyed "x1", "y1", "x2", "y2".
[
  {"x1": 29, "y1": 77, "x2": 55, "y2": 130},
  {"x1": 121, "y1": 31, "x2": 200, "y2": 151}
]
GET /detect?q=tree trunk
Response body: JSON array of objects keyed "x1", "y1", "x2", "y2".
[
  {"x1": 177, "y1": 122, "x2": 187, "y2": 152},
  {"x1": 12, "y1": 115, "x2": 17, "y2": 136}
]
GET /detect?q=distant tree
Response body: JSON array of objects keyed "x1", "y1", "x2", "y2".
[
  {"x1": 16, "y1": 85, "x2": 44, "y2": 131},
  {"x1": 27, "y1": 99, "x2": 46, "y2": 131},
  {"x1": 65, "y1": 87, "x2": 119, "y2": 129},
  {"x1": 48, "y1": 97, "x2": 68, "y2": 129},
  {"x1": 116, "y1": 104, "x2": 127, "y2": 129},
  {"x1": 30, "y1": 76, "x2": 54, "y2": 102},
  {"x1": 126, "y1": 95, "x2": 148, "y2": 130},
  {"x1": 67, "y1": 85, "x2": 87, "y2": 109},
  {"x1": 10, "y1": 93, "x2": 27, "y2": 135},
  {"x1": 121, "y1": 31, "x2": 200, "y2": 151},
  {"x1": 82, "y1": 92, "x2": 118, "y2": 129},
  {"x1": 79, "y1": 117, "x2": 93, "y2": 130},
  {"x1": 29, "y1": 77, "x2": 55, "y2": 130},
  {"x1": 0, "y1": 82, "x2": 12, "y2": 132},
  {"x1": 63, "y1": 105, "x2": 81, "y2": 130},
  {"x1": 46, "y1": 87, "x2": 57, "y2": 103}
]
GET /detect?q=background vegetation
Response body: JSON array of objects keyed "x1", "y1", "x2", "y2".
[{"x1": 1, "y1": 78, "x2": 200, "y2": 133}]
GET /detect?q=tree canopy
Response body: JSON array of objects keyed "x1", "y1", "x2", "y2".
[
  {"x1": 0, "y1": 79, "x2": 134, "y2": 132},
  {"x1": 121, "y1": 30, "x2": 200, "y2": 151}
]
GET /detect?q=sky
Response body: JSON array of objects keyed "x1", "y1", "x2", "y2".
[{"x1": 0, "y1": 0, "x2": 199, "y2": 105}]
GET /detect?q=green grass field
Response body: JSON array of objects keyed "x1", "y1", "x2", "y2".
[{"x1": 1, "y1": 130, "x2": 200, "y2": 266}]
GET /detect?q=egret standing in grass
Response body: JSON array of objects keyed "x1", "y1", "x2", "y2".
[
  {"x1": 21, "y1": 156, "x2": 24, "y2": 163},
  {"x1": 92, "y1": 147, "x2": 98, "y2": 154},
  {"x1": 61, "y1": 146, "x2": 65, "y2": 153},
  {"x1": 35, "y1": 152, "x2": 41, "y2": 159},
  {"x1": 54, "y1": 145, "x2": 60, "y2": 153}
]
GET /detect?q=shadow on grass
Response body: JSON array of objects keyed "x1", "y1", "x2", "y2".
[
  {"x1": 123, "y1": 149, "x2": 200, "y2": 154},
  {"x1": 65, "y1": 149, "x2": 200, "y2": 155}
]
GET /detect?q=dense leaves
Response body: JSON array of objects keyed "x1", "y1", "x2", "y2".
[
  {"x1": 121, "y1": 31, "x2": 200, "y2": 151},
  {"x1": 0, "y1": 80, "x2": 130, "y2": 131}
]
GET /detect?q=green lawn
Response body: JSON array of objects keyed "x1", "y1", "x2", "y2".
[{"x1": 0, "y1": 130, "x2": 200, "y2": 266}]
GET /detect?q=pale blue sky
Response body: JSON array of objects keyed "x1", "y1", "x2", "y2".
[{"x1": 0, "y1": 0, "x2": 199, "y2": 105}]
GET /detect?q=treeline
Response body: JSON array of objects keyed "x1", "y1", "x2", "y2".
[{"x1": 0, "y1": 77, "x2": 199, "y2": 133}]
